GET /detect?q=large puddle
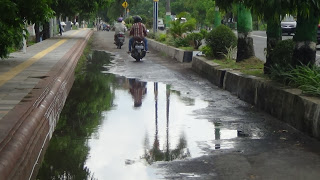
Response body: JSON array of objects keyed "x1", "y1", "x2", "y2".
[{"x1": 36, "y1": 51, "x2": 239, "y2": 180}]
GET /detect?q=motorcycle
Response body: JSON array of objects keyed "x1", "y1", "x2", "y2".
[
  {"x1": 115, "y1": 32, "x2": 125, "y2": 49},
  {"x1": 130, "y1": 38, "x2": 146, "y2": 62}
]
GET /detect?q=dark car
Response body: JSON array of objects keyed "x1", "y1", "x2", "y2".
[
  {"x1": 317, "y1": 24, "x2": 320, "y2": 44},
  {"x1": 281, "y1": 15, "x2": 296, "y2": 35}
]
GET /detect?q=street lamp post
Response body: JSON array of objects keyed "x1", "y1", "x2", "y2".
[{"x1": 153, "y1": 0, "x2": 159, "y2": 33}]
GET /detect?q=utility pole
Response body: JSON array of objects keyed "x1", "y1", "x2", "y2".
[{"x1": 153, "y1": 0, "x2": 159, "y2": 33}]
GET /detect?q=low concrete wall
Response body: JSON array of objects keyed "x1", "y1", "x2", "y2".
[
  {"x1": 192, "y1": 56, "x2": 320, "y2": 139},
  {"x1": 147, "y1": 38, "x2": 193, "y2": 62}
]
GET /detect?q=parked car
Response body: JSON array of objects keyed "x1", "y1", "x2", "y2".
[
  {"x1": 158, "y1": 18, "x2": 165, "y2": 30},
  {"x1": 317, "y1": 24, "x2": 320, "y2": 44},
  {"x1": 281, "y1": 15, "x2": 296, "y2": 35}
]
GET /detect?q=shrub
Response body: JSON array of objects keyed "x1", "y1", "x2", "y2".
[
  {"x1": 147, "y1": 32, "x2": 156, "y2": 39},
  {"x1": 220, "y1": 46, "x2": 237, "y2": 61},
  {"x1": 124, "y1": 17, "x2": 134, "y2": 25},
  {"x1": 126, "y1": 24, "x2": 132, "y2": 31},
  {"x1": 200, "y1": 45, "x2": 214, "y2": 58},
  {"x1": 269, "y1": 64, "x2": 320, "y2": 96},
  {"x1": 155, "y1": 33, "x2": 167, "y2": 42},
  {"x1": 165, "y1": 35, "x2": 175, "y2": 46},
  {"x1": 200, "y1": 29, "x2": 208, "y2": 38},
  {"x1": 186, "y1": 33, "x2": 203, "y2": 49},
  {"x1": 173, "y1": 37, "x2": 189, "y2": 48},
  {"x1": 270, "y1": 39, "x2": 295, "y2": 68},
  {"x1": 205, "y1": 25, "x2": 237, "y2": 58}
]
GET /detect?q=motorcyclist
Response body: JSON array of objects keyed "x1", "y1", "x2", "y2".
[
  {"x1": 128, "y1": 15, "x2": 148, "y2": 53},
  {"x1": 114, "y1": 17, "x2": 127, "y2": 43}
]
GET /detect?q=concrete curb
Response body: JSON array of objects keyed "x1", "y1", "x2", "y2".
[
  {"x1": 0, "y1": 30, "x2": 93, "y2": 180},
  {"x1": 192, "y1": 56, "x2": 320, "y2": 139},
  {"x1": 147, "y1": 38, "x2": 193, "y2": 62}
]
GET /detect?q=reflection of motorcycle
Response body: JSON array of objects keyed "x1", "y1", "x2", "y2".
[
  {"x1": 131, "y1": 38, "x2": 146, "y2": 62},
  {"x1": 129, "y1": 78, "x2": 147, "y2": 107},
  {"x1": 115, "y1": 32, "x2": 125, "y2": 49}
]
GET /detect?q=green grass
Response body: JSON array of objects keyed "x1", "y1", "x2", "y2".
[
  {"x1": 27, "y1": 40, "x2": 36, "y2": 47},
  {"x1": 212, "y1": 57, "x2": 266, "y2": 77},
  {"x1": 72, "y1": 25, "x2": 78, "y2": 30},
  {"x1": 75, "y1": 37, "x2": 93, "y2": 74}
]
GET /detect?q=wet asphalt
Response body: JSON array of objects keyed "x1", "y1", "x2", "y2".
[{"x1": 88, "y1": 31, "x2": 320, "y2": 180}]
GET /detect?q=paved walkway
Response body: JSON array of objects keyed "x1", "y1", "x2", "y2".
[
  {"x1": 0, "y1": 28, "x2": 93, "y2": 180},
  {"x1": 0, "y1": 29, "x2": 91, "y2": 120}
]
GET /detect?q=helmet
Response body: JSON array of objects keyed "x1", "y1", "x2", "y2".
[
  {"x1": 133, "y1": 15, "x2": 142, "y2": 23},
  {"x1": 117, "y1": 17, "x2": 123, "y2": 22}
]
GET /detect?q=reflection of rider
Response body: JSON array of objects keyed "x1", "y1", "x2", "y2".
[
  {"x1": 129, "y1": 79, "x2": 147, "y2": 107},
  {"x1": 128, "y1": 15, "x2": 148, "y2": 53},
  {"x1": 114, "y1": 17, "x2": 127, "y2": 42}
]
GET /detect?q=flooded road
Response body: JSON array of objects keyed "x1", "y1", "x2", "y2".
[
  {"x1": 36, "y1": 50, "x2": 238, "y2": 179},
  {"x1": 36, "y1": 31, "x2": 320, "y2": 180}
]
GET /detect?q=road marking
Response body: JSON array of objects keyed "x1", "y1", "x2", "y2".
[{"x1": 0, "y1": 30, "x2": 81, "y2": 87}]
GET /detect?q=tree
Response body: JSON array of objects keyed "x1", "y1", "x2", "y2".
[
  {"x1": 241, "y1": 0, "x2": 294, "y2": 73},
  {"x1": 0, "y1": 0, "x2": 25, "y2": 58},
  {"x1": 0, "y1": 0, "x2": 112, "y2": 58},
  {"x1": 291, "y1": 1, "x2": 320, "y2": 66},
  {"x1": 216, "y1": 0, "x2": 255, "y2": 62},
  {"x1": 0, "y1": 0, "x2": 54, "y2": 58}
]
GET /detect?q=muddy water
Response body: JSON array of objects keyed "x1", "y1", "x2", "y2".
[{"x1": 36, "y1": 51, "x2": 238, "y2": 180}]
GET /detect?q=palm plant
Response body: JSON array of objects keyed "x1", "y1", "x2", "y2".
[{"x1": 169, "y1": 12, "x2": 196, "y2": 38}]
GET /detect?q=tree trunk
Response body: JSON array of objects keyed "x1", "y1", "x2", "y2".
[
  {"x1": 34, "y1": 22, "x2": 41, "y2": 43},
  {"x1": 236, "y1": 3, "x2": 255, "y2": 62},
  {"x1": 264, "y1": 17, "x2": 282, "y2": 74},
  {"x1": 165, "y1": 0, "x2": 171, "y2": 29},
  {"x1": 292, "y1": 7, "x2": 319, "y2": 66},
  {"x1": 42, "y1": 22, "x2": 50, "y2": 40},
  {"x1": 214, "y1": 6, "x2": 221, "y2": 27}
]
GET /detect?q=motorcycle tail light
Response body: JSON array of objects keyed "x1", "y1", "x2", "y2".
[{"x1": 119, "y1": 34, "x2": 124, "y2": 37}]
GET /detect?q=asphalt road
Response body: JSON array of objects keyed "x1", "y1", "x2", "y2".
[
  {"x1": 90, "y1": 30, "x2": 320, "y2": 180},
  {"x1": 252, "y1": 31, "x2": 320, "y2": 66}
]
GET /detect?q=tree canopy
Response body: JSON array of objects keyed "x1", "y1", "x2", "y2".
[{"x1": 0, "y1": 0, "x2": 112, "y2": 58}]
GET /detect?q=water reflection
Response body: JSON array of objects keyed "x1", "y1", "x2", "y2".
[
  {"x1": 128, "y1": 79, "x2": 147, "y2": 107},
  {"x1": 37, "y1": 51, "x2": 242, "y2": 180},
  {"x1": 144, "y1": 83, "x2": 190, "y2": 164},
  {"x1": 36, "y1": 51, "x2": 114, "y2": 180}
]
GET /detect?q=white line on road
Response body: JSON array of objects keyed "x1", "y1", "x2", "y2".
[{"x1": 252, "y1": 35, "x2": 267, "y2": 39}]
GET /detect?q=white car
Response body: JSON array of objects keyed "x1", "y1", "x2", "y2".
[{"x1": 281, "y1": 15, "x2": 296, "y2": 35}]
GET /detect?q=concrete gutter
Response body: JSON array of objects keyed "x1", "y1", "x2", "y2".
[
  {"x1": 0, "y1": 30, "x2": 93, "y2": 180},
  {"x1": 147, "y1": 38, "x2": 193, "y2": 62},
  {"x1": 192, "y1": 56, "x2": 320, "y2": 139}
]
